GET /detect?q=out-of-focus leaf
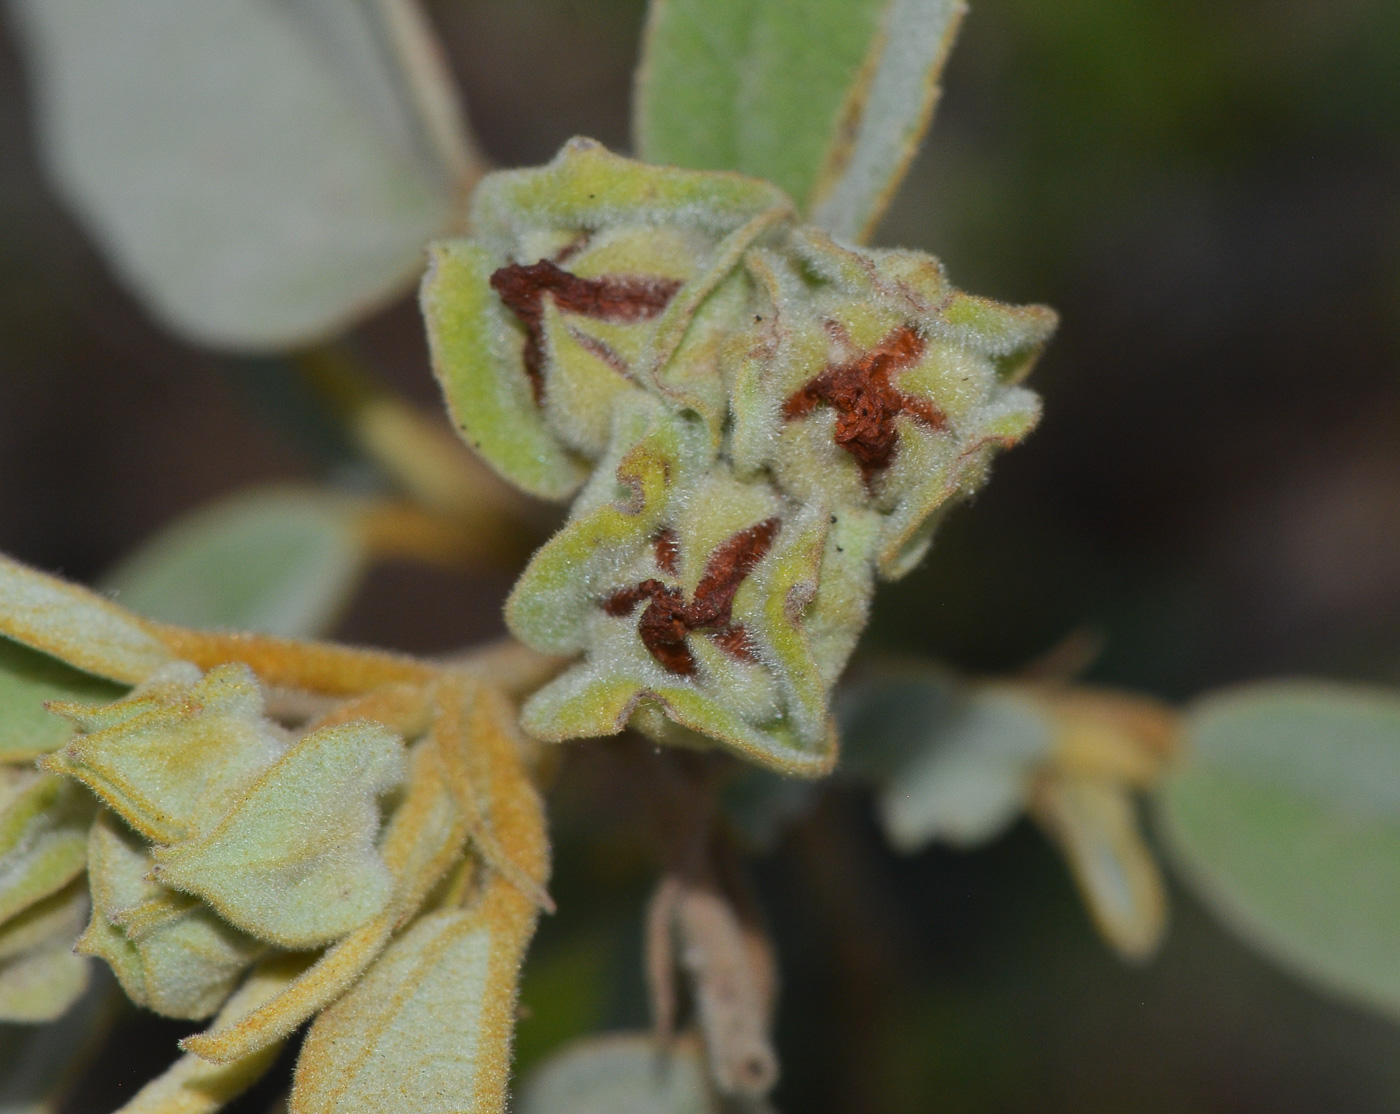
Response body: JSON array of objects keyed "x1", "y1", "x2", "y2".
[
  {"x1": 0, "y1": 939, "x2": 90, "y2": 1024},
  {"x1": 114, "y1": 953, "x2": 314, "y2": 1114},
  {"x1": 1159, "y1": 682, "x2": 1400, "y2": 1019},
  {"x1": 841, "y1": 670, "x2": 1052, "y2": 850},
  {"x1": 103, "y1": 488, "x2": 367, "y2": 639},
  {"x1": 153, "y1": 722, "x2": 405, "y2": 948},
  {"x1": 1033, "y1": 773, "x2": 1166, "y2": 962},
  {"x1": 0, "y1": 554, "x2": 172, "y2": 685},
  {"x1": 515, "y1": 1032, "x2": 723, "y2": 1114},
  {"x1": 0, "y1": 972, "x2": 115, "y2": 1114},
  {"x1": 81, "y1": 811, "x2": 263, "y2": 1020},
  {"x1": 0, "y1": 772, "x2": 94, "y2": 927},
  {"x1": 8, "y1": 0, "x2": 479, "y2": 350},
  {"x1": 43, "y1": 663, "x2": 289, "y2": 845},
  {"x1": 0, "y1": 638, "x2": 126, "y2": 761},
  {"x1": 634, "y1": 0, "x2": 963, "y2": 238},
  {"x1": 0, "y1": 879, "x2": 90, "y2": 1024}
]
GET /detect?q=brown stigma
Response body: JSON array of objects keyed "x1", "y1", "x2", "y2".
[
  {"x1": 490, "y1": 259, "x2": 682, "y2": 402},
  {"x1": 603, "y1": 519, "x2": 781, "y2": 675},
  {"x1": 782, "y1": 325, "x2": 946, "y2": 480}
]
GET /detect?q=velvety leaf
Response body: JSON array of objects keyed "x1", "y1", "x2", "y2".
[
  {"x1": 807, "y1": 0, "x2": 966, "y2": 241},
  {"x1": 103, "y1": 487, "x2": 367, "y2": 638},
  {"x1": 115, "y1": 954, "x2": 314, "y2": 1114},
  {"x1": 291, "y1": 681, "x2": 548, "y2": 1114},
  {"x1": 0, "y1": 553, "x2": 172, "y2": 685},
  {"x1": 289, "y1": 905, "x2": 521, "y2": 1114},
  {"x1": 0, "y1": 637, "x2": 126, "y2": 762},
  {"x1": 516, "y1": 1032, "x2": 723, "y2": 1114},
  {"x1": 82, "y1": 811, "x2": 263, "y2": 1020},
  {"x1": 635, "y1": 0, "x2": 963, "y2": 238},
  {"x1": 43, "y1": 663, "x2": 290, "y2": 844},
  {"x1": 1159, "y1": 682, "x2": 1400, "y2": 1019},
  {"x1": 8, "y1": 0, "x2": 478, "y2": 350},
  {"x1": 153, "y1": 722, "x2": 405, "y2": 948},
  {"x1": 635, "y1": 0, "x2": 885, "y2": 209},
  {"x1": 422, "y1": 241, "x2": 591, "y2": 502},
  {"x1": 180, "y1": 730, "x2": 470, "y2": 1063},
  {"x1": 0, "y1": 772, "x2": 94, "y2": 927}
]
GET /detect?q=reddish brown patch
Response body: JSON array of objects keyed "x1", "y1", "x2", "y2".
[
  {"x1": 653, "y1": 528, "x2": 680, "y2": 576},
  {"x1": 602, "y1": 519, "x2": 781, "y2": 675},
  {"x1": 490, "y1": 260, "x2": 682, "y2": 402},
  {"x1": 782, "y1": 325, "x2": 945, "y2": 480}
]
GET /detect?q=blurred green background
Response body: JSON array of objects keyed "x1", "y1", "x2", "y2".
[{"x1": 3, "y1": 1, "x2": 1400, "y2": 1110}]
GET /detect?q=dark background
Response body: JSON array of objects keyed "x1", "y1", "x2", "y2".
[{"x1": 3, "y1": 1, "x2": 1400, "y2": 1110}]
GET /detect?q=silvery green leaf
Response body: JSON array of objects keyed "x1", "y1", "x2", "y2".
[
  {"x1": 1159, "y1": 682, "x2": 1400, "y2": 1020},
  {"x1": 290, "y1": 907, "x2": 522, "y2": 1114},
  {"x1": 43, "y1": 663, "x2": 290, "y2": 845},
  {"x1": 153, "y1": 721, "x2": 405, "y2": 948},
  {"x1": 114, "y1": 954, "x2": 313, "y2": 1114},
  {"x1": 8, "y1": 0, "x2": 479, "y2": 350},
  {"x1": 516, "y1": 1032, "x2": 724, "y2": 1114},
  {"x1": 103, "y1": 487, "x2": 367, "y2": 639},
  {"x1": 635, "y1": 0, "x2": 963, "y2": 239},
  {"x1": 0, "y1": 553, "x2": 172, "y2": 685},
  {"x1": 0, "y1": 637, "x2": 126, "y2": 762},
  {"x1": 81, "y1": 811, "x2": 263, "y2": 1021}
]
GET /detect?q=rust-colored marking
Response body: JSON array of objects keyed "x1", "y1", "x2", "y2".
[
  {"x1": 490, "y1": 260, "x2": 682, "y2": 402},
  {"x1": 782, "y1": 324, "x2": 945, "y2": 480},
  {"x1": 603, "y1": 519, "x2": 781, "y2": 675},
  {"x1": 653, "y1": 528, "x2": 680, "y2": 576}
]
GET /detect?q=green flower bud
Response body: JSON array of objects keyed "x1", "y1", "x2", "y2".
[{"x1": 423, "y1": 139, "x2": 1055, "y2": 773}]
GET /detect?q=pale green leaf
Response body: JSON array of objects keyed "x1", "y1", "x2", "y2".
[
  {"x1": 81, "y1": 811, "x2": 264, "y2": 1021},
  {"x1": 516, "y1": 1033, "x2": 724, "y2": 1114},
  {"x1": 43, "y1": 663, "x2": 290, "y2": 845},
  {"x1": 153, "y1": 722, "x2": 405, "y2": 948},
  {"x1": 634, "y1": 0, "x2": 963, "y2": 237},
  {"x1": 8, "y1": 0, "x2": 478, "y2": 350},
  {"x1": 0, "y1": 772, "x2": 94, "y2": 927},
  {"x1": 0, "y1": 554, "x2": 172, "y2": 685},
  {"x1": 114, "y1": 953, "x2": 314, "y2": 1114},
  {"x1": 290, "y1": 904, "x2": 524, "y2": 1114},
  {"x1": 0, "y1": 637, "x2": 126, "y2": 762},
  {"x1": 807, "y1": 0, "x2": 966, "y2": 241},
  {"x1": 103, "y1": 487, "x2": 367, "y2": 638},
  {"x1": 1159, "y1": 681, "x2": 1400, "y2": 1019},
  {"x1": 635, "y1": 0, "x2": 883, "y2": 208}
]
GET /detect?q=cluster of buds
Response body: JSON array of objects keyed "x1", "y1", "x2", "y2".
[{"x1": 423, "y1": 139, "x2": 1056, "y2": 775}]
